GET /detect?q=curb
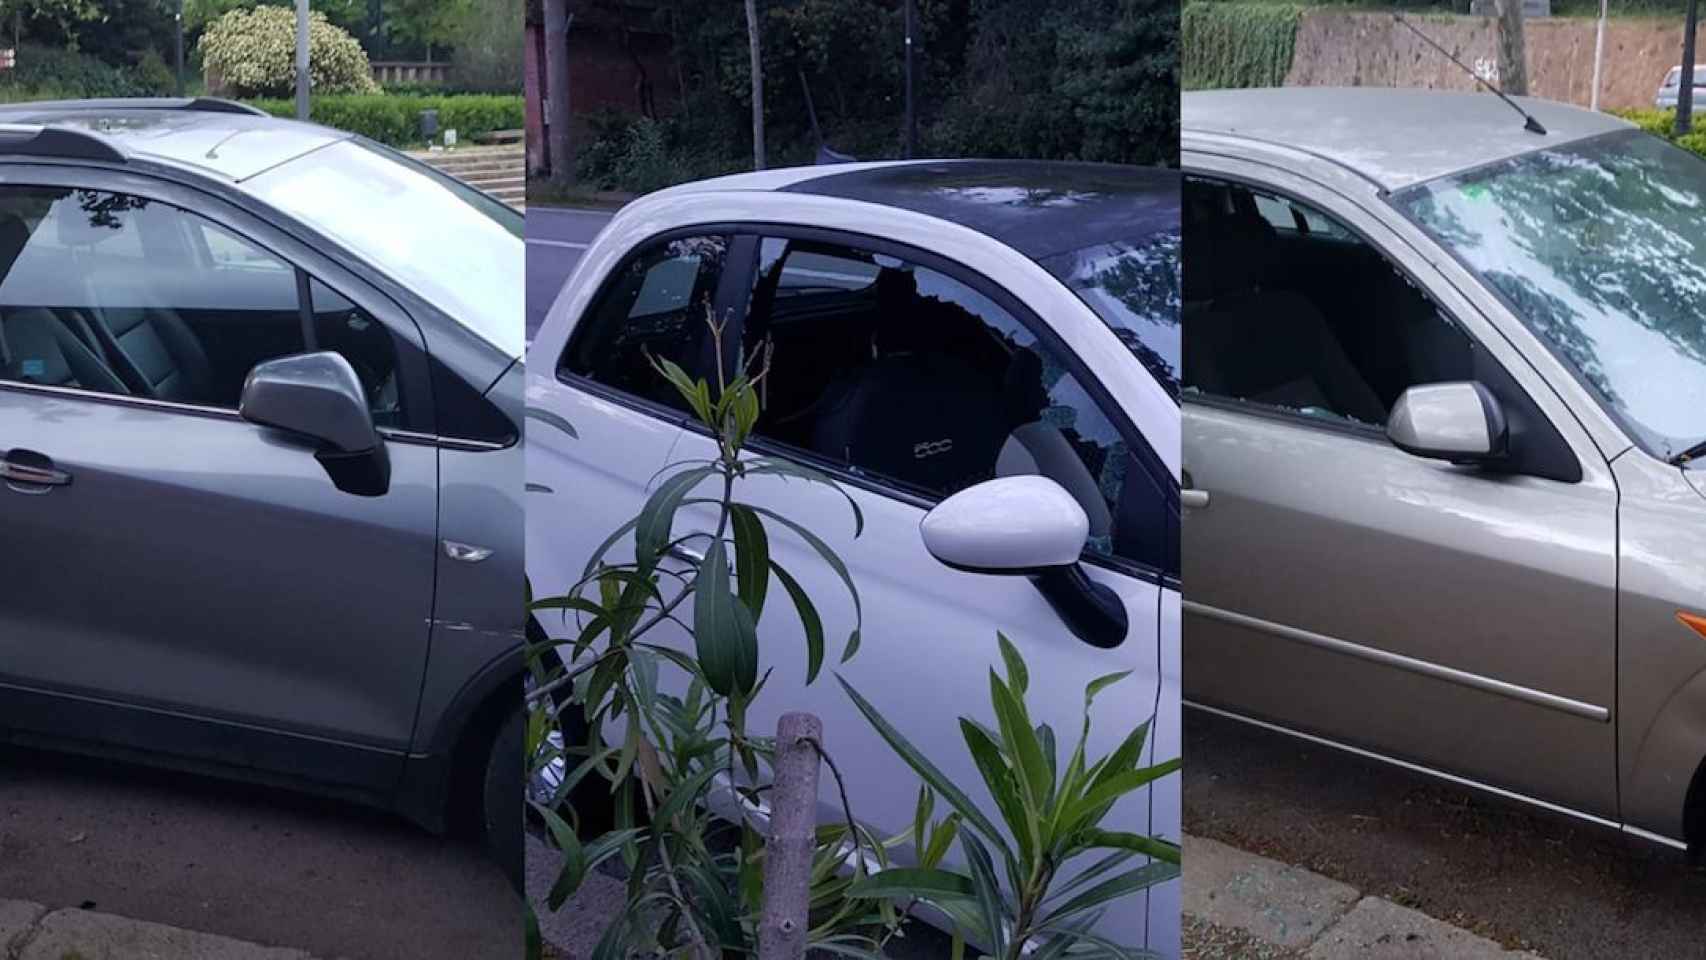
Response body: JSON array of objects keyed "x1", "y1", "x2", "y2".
[
  {"x1": 1, "y1": 900, "x2": 335, "y2": 960},
  {"x1": 1182, "y1": 836, "x2": 1547, "y2": 959}
]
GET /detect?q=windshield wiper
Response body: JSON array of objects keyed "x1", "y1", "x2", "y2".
[{"x1": 1671, "y1": 439, "x2": 1706, "y2": 466}]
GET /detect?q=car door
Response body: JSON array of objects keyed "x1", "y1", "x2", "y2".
[
  {"x1": 1179, "y1": 158, "x2": 1621, "y2": 822},
  {"x1": 0, "y1": 173, "x2": 437, "y2": 795},
  {"x1": 525, "y1": 230, "x2": 739, "y2": 624},
  {"x1": 657, "y1": 229, "x2": 1180, "y2": 949}
]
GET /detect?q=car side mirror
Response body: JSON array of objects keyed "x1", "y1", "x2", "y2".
[
  {"x1": 1386, "y1": 381, "x2": 1508, "y2": 464},
  {"x1": 920, "y1": 476, "x2": 1127, "y2": 649},
  {"x1": 240, "y1": 351, "x2": 390, "y2": 496}
]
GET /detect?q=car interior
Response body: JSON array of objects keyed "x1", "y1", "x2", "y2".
[
  {"x1": 1182, "y1": 176, "x2": 1477, "y2": 426},
  {"x1": 0, "y1": 187, "x2": 402, "y2": 426}
]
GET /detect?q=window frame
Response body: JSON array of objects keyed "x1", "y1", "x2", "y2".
[
  {"x1": 0, "y1": 162, "x2": 439, "y2": 440},
  {"x1": 1182, "y1": 170, "x2": 1567, "y2": 452},
  {"x1": 561, "y1": 220, "x2": 1179, "y2": 587}
]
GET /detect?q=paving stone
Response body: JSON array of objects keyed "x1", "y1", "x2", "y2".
[
  {"x1": 1305, "y1": 898, "x2": 1546, "y2": 960},
  {"x1": 1183, "y1": 835, "x2": 1360, "y2": 949},
  {"x1": 19, "y1": 909, "x2": 315, "y2": 960}
]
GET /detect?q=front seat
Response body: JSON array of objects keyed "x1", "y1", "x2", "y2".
[
  {"x1": 809, "y1": 268, "x2": 1009, "y2": 497},
  {"x1": 1, "y1": 307, "x2": 130, "y2": 394},
  {"x1": 1183, "y1": 210, "x2": 1386, "y2": 425},
  {"x1": 78, "y1": 304, "x2": 214, "y2": 405}
]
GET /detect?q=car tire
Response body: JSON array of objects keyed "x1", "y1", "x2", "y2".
[{"x1": 482, "y1": 706, "x2": 525, "y2": 894}]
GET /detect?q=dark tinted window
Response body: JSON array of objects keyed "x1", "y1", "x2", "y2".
[
  {"x1": 745, "y1": 236, "x2": 1172, "y2": 575},
  {"x1": 561, "y1": 234, "x2": 730, "y2": 414}
]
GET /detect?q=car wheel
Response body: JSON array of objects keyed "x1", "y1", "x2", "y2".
[{"x1": 482, "y1": 706, "x2": 525, "y2": 894}]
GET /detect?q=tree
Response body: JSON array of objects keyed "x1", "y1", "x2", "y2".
[
  {"x1": 1681, "y1": 0, "x2": 1699, "y2": 134},
  {"x1": 744, "y1": 0, "x2": 765, "y2": 170},
  {"x1": 1494, "y1": 0, "x2": 1529, "y2": 96},
  {"x1": 383, "y1": 0, "x2": 472, "y2": 61},
  {"x1": 543, "y1": 0, "x2": 573, "y2": 184}
]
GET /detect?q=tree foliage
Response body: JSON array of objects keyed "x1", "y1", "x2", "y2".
[{"x1": 200, "y1": 5, "x2": 379, "y2": 97}]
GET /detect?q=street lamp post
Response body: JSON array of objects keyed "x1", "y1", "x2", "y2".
[
  {"x1": 295, "y1": 0, "x2": 310, "y2": 120},
  {"x1": 174, "y1": 0, "x2": 184, "y2": 97},
  {"x1": 1682, "y1": 0, "x2": 1700, "y2": 134}
]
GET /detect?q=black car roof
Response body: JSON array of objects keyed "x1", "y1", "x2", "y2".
[{"x1": 782, "y1": 160, "x2": 1179, "y2": 261}]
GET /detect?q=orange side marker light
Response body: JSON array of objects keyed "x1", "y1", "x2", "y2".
[{"x1": 1679, "y1": 611, "x2": 1706, "y2": 640}]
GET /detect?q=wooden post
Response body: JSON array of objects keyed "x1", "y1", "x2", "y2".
[{"x1": 758, "y1": 712, "x2": 821, "y2": 960}]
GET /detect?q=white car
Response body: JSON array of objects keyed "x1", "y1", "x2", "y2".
[
  {"x1": 1657, "y1": 65, "x2": 1705, "y2": 110},
  {"x1": 526, "y1": 160, "x2": 1182, "y2": 953}
]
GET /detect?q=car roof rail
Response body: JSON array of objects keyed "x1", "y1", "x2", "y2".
[
  {"x1": 0, "y1": 97, "x2": 270, "y2": 118},
  {"x1": 0, "y1": 124, "x2": 126, "y2": 163}
]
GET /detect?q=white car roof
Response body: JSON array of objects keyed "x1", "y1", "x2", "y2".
[{"x1": 1183, "y1": 87, "x2": 1634, "y2": 191}]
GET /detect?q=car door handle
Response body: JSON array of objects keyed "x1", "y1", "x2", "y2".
[
  {"x1": 1182, "y1": 488, "x2": 1210, "y2": 509},
  {"x1": 669, "y1": 541, "x2": 708, "y2": 564},
  {"x1": 1, "y1": 450, "x2": 72, "y2": 492}
]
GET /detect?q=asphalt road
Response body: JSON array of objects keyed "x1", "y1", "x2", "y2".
[
  {"x1": 0, "y1": 744, "x2": 518, "y2": 960},
  {"x1": 527, "y1": 208, "x2": 616, "y2": 341},
  {"x1": 1183, "y1": 709, "x2": 1706, "y2": 959}
]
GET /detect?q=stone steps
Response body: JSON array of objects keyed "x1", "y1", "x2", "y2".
[{"x1": 411, "y1": 145, "x2": 525, "y2": 210}]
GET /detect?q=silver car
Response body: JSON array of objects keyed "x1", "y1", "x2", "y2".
[
  {"x1": 1657, "y1": 65, "x2": 1705, "y2": 110},
  {"x1": 1182, "y1": 88, "x2": 1706, "y2": 855},
  {"x1": 0, "y1": 99, "x2": 526, "y2": 879}
]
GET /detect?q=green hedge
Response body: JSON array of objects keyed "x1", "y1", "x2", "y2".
[
  {"x1": 1183, "y1": 3, "x2": 1303, "y2": 90},
  {"x1": 1612, "y1": 108, "x2": 1706, "y2": 160},
  {"x1": 246, "y1": 94, "x2": 524, "y2": 146},
  {"x1": 0, "y1": 44, "x2": 166, "y2": 102}
]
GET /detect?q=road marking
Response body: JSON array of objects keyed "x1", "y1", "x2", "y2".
[{"x1": 527, "y1": 239, "x2": 590, "y2": 249}]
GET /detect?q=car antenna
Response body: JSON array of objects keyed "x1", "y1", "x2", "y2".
[{"x1": 1394, "y1": 14, "x2": 1548, "y2": 135}]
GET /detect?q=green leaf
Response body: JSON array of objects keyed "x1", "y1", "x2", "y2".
[
  {"x1": 728, "y1": 503, "x2": 770, "y2": 622},
  {"x1": 691, "y1": 539, "x2": 760, "y2": 698},
  {"x1": 1085, "y1": 670, "x2": 1133, "y2": 708},
  {"x1": 580, "y1": 517, "x2": 642, "y2": 582},
  {"x1": 652, "y1": 356, "x2": 713, "y2": 424},
  {"x1": 634, "y1": 466, "x2": 719, "y2": 568},
  {"x1": 534, "y1": 802, "x2": 585, "y2": 909},
  {"x1": 654, "y1": 760, "x2": 720, "y2": 825},
  {"x1": 958, "y1": 717, "x2": 1034, "y2": 866},
  {"x1": 997, "y1": 632, "x2": 1029, "y2": 695},
  {"x1": 847, "y1": 866, "x2": 978, "y2": 901},
  {"x1": 740, "y1": 503, "x2": 862, "y2": 655},
  {"x1": 1043, "y1": 862, "x2": 1181, "y2": 925},
  {"x1": 835, "y1": 675, "x2": 1008, "y2": 857},
  {"x1": 923, "y1": 813, "x2": 962, "y2": 869},
  {"x1": 743, "y1": 457, "x2": 866, "y2": 536},
  {"x1": 769, "y1": 561, "x2": 825, "y2": 682},
  {"x1": 841, "y1": 627, "x2": 862, "y2": 663},
  {"x1": 1044, "y1": 850, "x2": 1137, "y2": 905},
  {"x1": 1068, "y1": 760, "x2": 1181, "y2": 830},
  {"x1": 913, "y1": 784, "x2": 935, "y2": 849},
  {"x1": 1080, "y1": 829, "x2": 1181, "y2": 866},
  {"x1": 961, "y1": 832, "x2": 1009, "y2": 959},
  {"x1": 989, "y1": 669, "x2": 1052, "y2": 825}
]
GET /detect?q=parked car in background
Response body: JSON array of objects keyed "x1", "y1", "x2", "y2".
[
  {"x1": 1182, "y1": 87, "x2": 1706, "y2": 857},
  {"x1": 0, "y1": 98, "x2": 525, "y2": 879},
  {"x1": 1657, "y1": 65, "x2": 1706, "y2": 109},
  {"x1": 527, "y1": 160, "x2": 1183, "y2": 952}
]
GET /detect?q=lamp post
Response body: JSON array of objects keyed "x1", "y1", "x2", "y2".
[
  {"x1": 174, "y1": 0, "x2": 184, "y2": 97},
  {"x1": 1681, "y1": 0, "x2": 1700, "y2": 134},
  {"x1": 295, "y1": 0, "x2": 310, "y2": 120}
]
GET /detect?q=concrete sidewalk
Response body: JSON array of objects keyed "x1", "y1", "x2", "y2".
[
  {"x1": 1, "y1": 900, "x2": 336, "y2": 960},
  {"x1": 1183, "y1": 836, "x2": 1548, "y2": 959}
]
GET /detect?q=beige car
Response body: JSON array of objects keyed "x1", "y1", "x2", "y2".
[{"x1": 1181, "y1": 87, "x2": 1706, "y2": 854}]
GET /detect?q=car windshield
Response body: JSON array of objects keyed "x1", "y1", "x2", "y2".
[
  {"x1": 1395, "y1": 130, "x2": 1706, "y2": 464},
  {"x1": 1038, "y1": 230, "x2": 1182, "y2": 401},
  {"x1": 245, "y1": 138, "x2": 524, "y2": 358}
]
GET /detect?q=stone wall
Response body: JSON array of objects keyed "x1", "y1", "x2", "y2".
[{"x1": 1285, "y1": 10, "x2": 1703, "y2": 111}]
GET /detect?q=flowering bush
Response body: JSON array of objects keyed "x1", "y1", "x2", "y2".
[{"x1": 200, "y1": 6, "x2": 379, "y2": 98}]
